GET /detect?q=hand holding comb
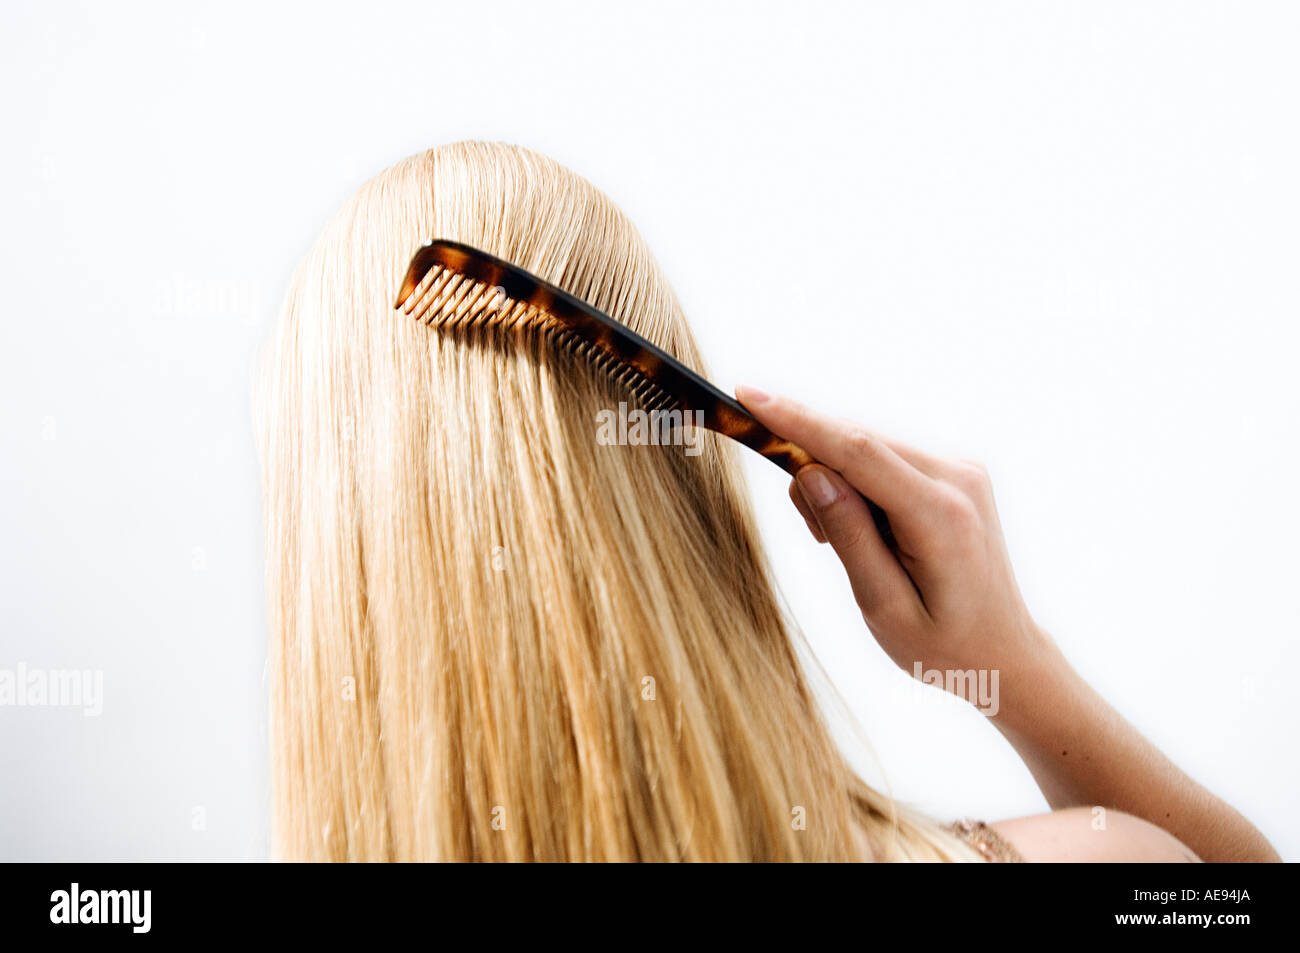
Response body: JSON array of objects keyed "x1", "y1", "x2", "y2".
[{"x1": 395, "y1": 239, "x2": 895, "y2": 546}]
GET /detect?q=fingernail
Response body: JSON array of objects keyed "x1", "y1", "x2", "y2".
[
  {"x1": 797, "y1": 467, "x2": 838, "y2": 508},
  {"x1": 735, "y1": 384, "x2": 770, "y2": 406}
]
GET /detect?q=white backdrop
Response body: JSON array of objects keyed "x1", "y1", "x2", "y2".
[{"x1": 1, "y1": 0, "x2": 1296, "y2": 861}]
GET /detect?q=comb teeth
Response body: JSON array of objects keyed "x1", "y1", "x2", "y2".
[
  {"x1": 401, "y1": 265, "x2": 520, "y2": 331},
  {"x1": 402, "y1": 264, "x2": 679, "y2": 415}
]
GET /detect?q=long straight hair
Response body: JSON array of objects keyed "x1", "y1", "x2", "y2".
[{"x1": 255, "y1": 141, "x2": 974, "y2": 861}]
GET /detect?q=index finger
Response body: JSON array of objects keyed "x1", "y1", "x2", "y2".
[{"x1": 735, "y1": 385, "x2": 940, "y2": 517}]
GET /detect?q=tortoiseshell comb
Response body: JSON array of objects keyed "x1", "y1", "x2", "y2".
[{"x1": 395, "y1": 239, "x2": 894, "y2": 544}]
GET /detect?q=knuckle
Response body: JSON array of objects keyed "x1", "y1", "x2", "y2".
[
  {"x1": 833, "y1": 515, "x2": 874, "y2": 553},
  {"x1": 934, "y1": 487, "x2": 979, "y2": 533},
  {"x1": 844, "y1": 426, "x2": 881, "y2": 464},
  {"x1": 952, "y1": 459, "x2": 990, "y2": 491}
]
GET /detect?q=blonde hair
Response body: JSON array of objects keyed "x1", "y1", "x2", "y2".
[{"x1": 256, "y1": 141, "x2": 975, "y2": 861}]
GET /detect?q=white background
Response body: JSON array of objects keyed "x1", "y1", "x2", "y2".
[{"x1": 2, "y1": 1, "x2": 1296, "y2": 861}]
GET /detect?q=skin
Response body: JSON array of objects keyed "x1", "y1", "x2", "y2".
[{"x1": 736, "y1": 385, "x2": 1280, "y2": 863}]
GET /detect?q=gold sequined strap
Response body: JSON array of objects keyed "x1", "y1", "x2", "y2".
[{"x1": 950, "y1": 819, "x2": 1024, "y2": 863}]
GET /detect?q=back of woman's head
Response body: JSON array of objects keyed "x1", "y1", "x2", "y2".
[{"x1": 256, "y1": 141, "x2": 969, "y2": 861}]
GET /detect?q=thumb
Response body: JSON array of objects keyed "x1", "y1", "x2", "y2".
[{"x1": 795, "y1": 465, "x2": 920, "y2": 625}]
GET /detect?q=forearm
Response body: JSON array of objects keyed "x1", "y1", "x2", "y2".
[{"x1": 993, "y1": 639, "x2": 1280, "y2": 863}]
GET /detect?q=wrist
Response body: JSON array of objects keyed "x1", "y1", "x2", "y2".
[{"x1": 988, "y1": 625, "x2": 1086, "y2": 741}]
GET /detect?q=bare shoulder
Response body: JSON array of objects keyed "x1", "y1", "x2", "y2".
[{"x1": 991, "y1": 808, "x2": 1201, "y2": 862}]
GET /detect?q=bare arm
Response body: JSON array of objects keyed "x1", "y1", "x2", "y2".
[
  {"x1": 991, "y1": 649, "x2": 1278, "y2": 862},
  {"x1": 736, "y1": 385, "x2": 1279, "y2": 863}
]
